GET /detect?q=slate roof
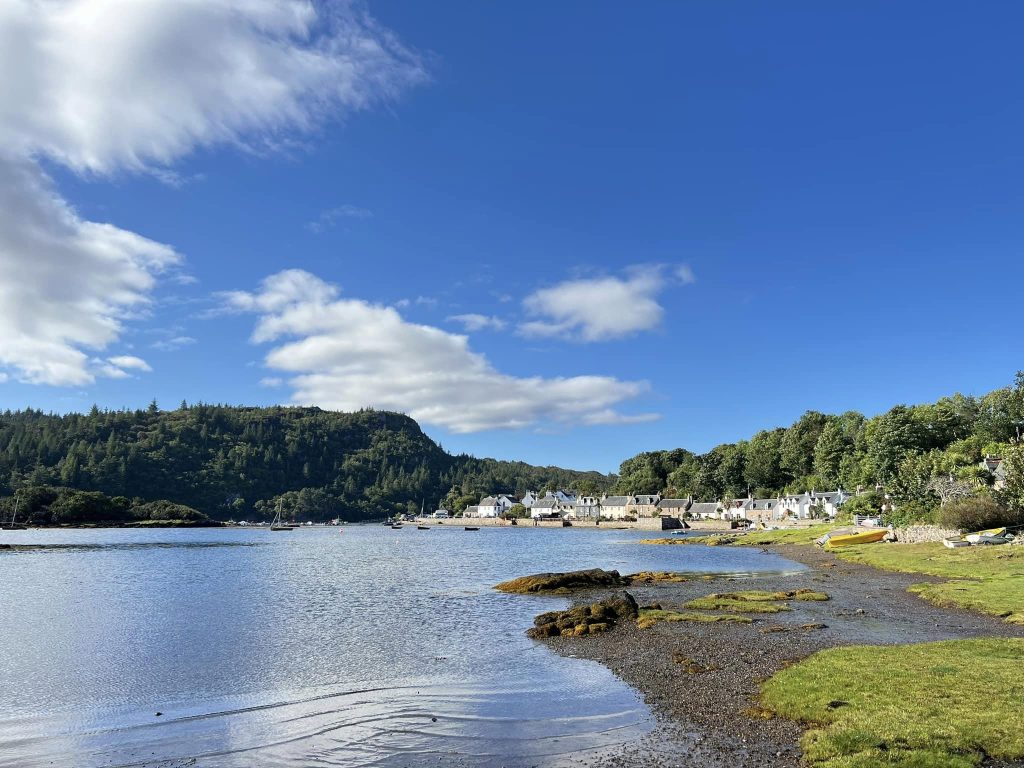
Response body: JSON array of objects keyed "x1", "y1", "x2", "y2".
[
  {"x1": 634, "y1": 494, "x2": 662, "y2": 505},
  {"x1": 751, "y1": 499, "x2": 776, "y2": 510},
  {"x1": 479, "y1": 496, "x2": 498, "y2": 506},
  {"x1": 600, "y1": 496, "x2": 633, "y2": 507},
  {"x1": 688, "y1": 502, "x2": 720, "y2": 517},
  {"x1": 657, "y1": 498, "x2": 690, "y2": 510},
  {"x1": 532, "y1": 497, "x2": 561, "y2": 509}
]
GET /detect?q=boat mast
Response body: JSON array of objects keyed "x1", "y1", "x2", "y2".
[{"x1": 11, "y1": 490, "x2": 19, "y2": 526}]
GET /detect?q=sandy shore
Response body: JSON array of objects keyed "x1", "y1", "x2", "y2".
[{"x1": 543, "y1": 543, "x2": 1024, "y2": 768}]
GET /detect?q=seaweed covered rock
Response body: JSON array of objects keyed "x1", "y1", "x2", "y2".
[
  {"x1": 495, "y1": 568, "x2": 628, "y2": 594},
  {"x1": 626, "y1": 571, "x2": 690, "y2": 584},
  {"x1": 527, "y1": 592, "x2": 639, "y2": 639}
]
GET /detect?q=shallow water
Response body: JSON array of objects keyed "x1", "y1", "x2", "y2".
[{"x1": 0, "y1": 525, "x2": 802, "y2": 767}]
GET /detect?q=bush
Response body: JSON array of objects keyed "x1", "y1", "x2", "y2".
[
  {"x1": 48, "y1": 489, "x2": 127, "y2": 524},
  {"x1": 841, "y1": 491, "x2": 882, "y2": 519},
  {"x1": 132, "y1": 499, "x2": 208, "y2": 522},
  {"x1": 885, "y1": 499, "x2": 936, "y2": 527},
  {"x1": 936, "y1": 497, "x2": 1024, "y2": 532}
]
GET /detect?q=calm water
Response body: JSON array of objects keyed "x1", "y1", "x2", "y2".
[{"x1": 0, "y1": 526, "x2": 802, "y2": 767}]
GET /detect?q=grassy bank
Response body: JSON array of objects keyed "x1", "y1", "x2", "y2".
[
  {"x1": 838, "y1": 543, "x2": 1024, "y2": 625},
  {"x1": 760, "y1": 638, "x2": 1024, "y2": 768},
  {"x1": 645, "y1": 528, "x2": 1024, "y2": 625}
]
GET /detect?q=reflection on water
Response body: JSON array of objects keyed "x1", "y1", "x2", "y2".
[{"x1": 0, "y1": 526, "x2": 803, "y2": 767}]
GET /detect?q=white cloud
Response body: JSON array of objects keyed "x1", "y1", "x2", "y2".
[
  {"x1": 229, "y1": 270, "x2": 655, "y2": 433},
  {"x1": 0, "y1": 0, "x2": 425, "y2": 175},
  {"x1": 307, "y1": 204, "x2": 373, "y2": 233},
  {"x1": 519, "y1": 264, "x2": 695, "y2": 342},
  {"x1": 260, "y1": 376, "x2": 284, "y2": 388},
  {"x1": 151, "y1": 335, "x2": 197, "y2": 352},
  {"x1": 0, "y1": 156, "x2": 178, "y2": 385},
  {"x1": 0, "y1": 0, "x2": 424, "y2": 385},
  {"x1": 447, "y1": 314, "x2": 506, "y2": 332},
  {"x1": 107, "y1": 355, "x2": 152, "y2": 372}
]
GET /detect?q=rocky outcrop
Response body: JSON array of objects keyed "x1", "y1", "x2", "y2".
[
  {"x1": 495, "y1": 568, "x2": 628, "y2": 594},
  {"x1": 527, "y1": 592, "x2": 639, "y2": 638}
]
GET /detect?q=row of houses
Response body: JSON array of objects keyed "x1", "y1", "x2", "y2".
[{"x1": 461, "y1": 489, "x2": 852, "y2": 522}]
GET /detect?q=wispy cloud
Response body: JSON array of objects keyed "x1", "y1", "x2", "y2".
[
  {"x1": 306, "y1": 204, "x2": 373, "y2": 233},
  {"x1": 447, "y1": 314, "x2": 506, "y2": 332},
  {"x1": 519, "y1": 264, "x2": 696, "y2": 342},
  {"x1": 151, "y1": 335, "x2": 197, "y2": 352}
]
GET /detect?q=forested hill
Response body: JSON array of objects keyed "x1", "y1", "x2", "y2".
[
  {"x1": 0, "y1": 405, "x2": 612, "y2": 521},
  {"x1": 613, "y1": 373, "x2": 1024, "y2": 515}
]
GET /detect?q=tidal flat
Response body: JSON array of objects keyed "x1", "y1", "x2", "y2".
[{"x1": 525, "y1": 542, "x2": 1024, "y2": 768}]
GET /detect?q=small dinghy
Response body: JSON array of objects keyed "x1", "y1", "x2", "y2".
[
  {"x1": 943, "y1": 536, "x2": 972, "y2": 549},
  {"x1": 824, "y1": 528, "x2": 889, "y2": 549},
  {"x1": 464, "y1": 526, "x2": 480, "y2": 531},
  {"x1": 965, "y1": 527, "x2": 1007, "y2": 545},
  {"x1": 417, "y1": 525, "x2": 430, "y2": 530},
  {"x1": 815, "y1": 527, "x2": 857, "y2": 547}
]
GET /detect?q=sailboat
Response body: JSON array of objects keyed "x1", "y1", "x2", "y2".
[
  {"x1": 270, "y1": 500, "x2": 297, "y2": 531},
  {"x1": 1, "y1": 491, "x2": 28, "y2": 531}
]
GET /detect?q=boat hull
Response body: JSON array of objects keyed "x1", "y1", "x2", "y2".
[{"x1": 824, "y1": 529, "x2": 888, "y2": 549}]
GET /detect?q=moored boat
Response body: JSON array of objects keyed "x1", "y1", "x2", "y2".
[
  {"x1": 943, "y1": 536, "x2": 971, "y2": 549},
  {"x1": 815, "y1": 527, "x2": 857, "y2": 547},
  {"x1": 965, "y1": 527, "x2": 1007, "y2": 544},
  {"x1": 823, "y1": 528, "x2": 889, "y2": 549},
  {"x1": 417, "y1": 525, "x2": 430, "y2": 530},
  {"x1": 269, "y1": 500, "x2": 298, "y2": 531},
  {"x1": 464, "y1": 526, "x2": 479, "y2": 531}
]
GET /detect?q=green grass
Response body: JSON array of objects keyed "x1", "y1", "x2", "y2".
[
  {"x1": 636, "y1": 608, "x2": 753, "y2": 628},
  {"x1": 760, "y1": 638, "x2": 1024, "y2": 767},
  {"x1": 688, "y1": 598, "x2": 790, "y2": 618},
  {"x1": 836, "y1": 543, "x2": 1024, "y2": 625},
  {"x1": 642, "y1": 526, "x2": 834, "y2": 547},
  {"x1": 681, "y1": 588, "x2": 828, "y2": 614}
]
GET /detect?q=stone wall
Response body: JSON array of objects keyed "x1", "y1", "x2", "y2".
[{"x1": 894, "y1": 525, "x2": 959, "y2": 543}]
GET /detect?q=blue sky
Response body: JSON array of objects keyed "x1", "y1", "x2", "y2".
[{"x1": 1, "y1": 1, "x2": 1022, "y2": 473}]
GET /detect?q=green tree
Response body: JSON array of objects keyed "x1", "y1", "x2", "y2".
[{"x1": 866, "y1": 406, "x2": 924, "y2": 484}]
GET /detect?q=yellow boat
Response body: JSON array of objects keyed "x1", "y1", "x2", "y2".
[{"x1": 824, "y1": 528, "x2": 888, "y2": 549}]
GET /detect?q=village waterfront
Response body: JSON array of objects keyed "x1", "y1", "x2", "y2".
[{"x1": 0, "y1": 524, "x2": 802, "y2": 768}]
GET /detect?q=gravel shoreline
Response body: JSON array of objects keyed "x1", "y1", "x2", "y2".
[{"x1": 544, "y1": 543, "x2": 1024, "y2": 768}]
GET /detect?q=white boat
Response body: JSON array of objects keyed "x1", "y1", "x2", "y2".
[
  {"x1": 269, "y1": 500, "x2": 297, "y2": 531},
  {"x1": 965, "y1": 527, "x2": 1008, "y2": 545},
  {"x1": 943, "y1": 537, "x2": 971, "y2": 549}
]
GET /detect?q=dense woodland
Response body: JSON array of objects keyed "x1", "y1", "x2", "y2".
[
  {"x1": 0, "y1": 404, "x2": 612, "y2": 522},
  {"x1": 612, "y1": 373, "x2": 1024, "y2": 526},
  {"x1": 3, "y1": 374, "x2": 1023, "y2": 527}
]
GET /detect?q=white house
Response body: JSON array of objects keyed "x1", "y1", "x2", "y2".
[
  {"x1": 476, "y1": 495, "x2": 516, "y2": 518},
  {"x1": 551, "y1": 490, "x2": 577, "y2": 504},
  {"x1": 531, "y1": 496, "x2": 571, "y2": 519},
  {"x1": 688, "y1": 501, "x2": 722, "y2": 520},
  {"x1": 721, "y1": 498, "x2": 751, "y2": 521},
  {"x1": 520, "y1": 491, "x2": 541, "y2": 510},
  {"x1": 599, "y1": 495, "x2": 634, "y2": 520},
  {"x1": 463, "y1": 505, "x2": 481, "y2": 518},
  {"x1": 774, "y1": 490, "x2": 850, "y2": 520},
  {"x1": 431, "y1": 508, "x2": 451, "y2": 519}
]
